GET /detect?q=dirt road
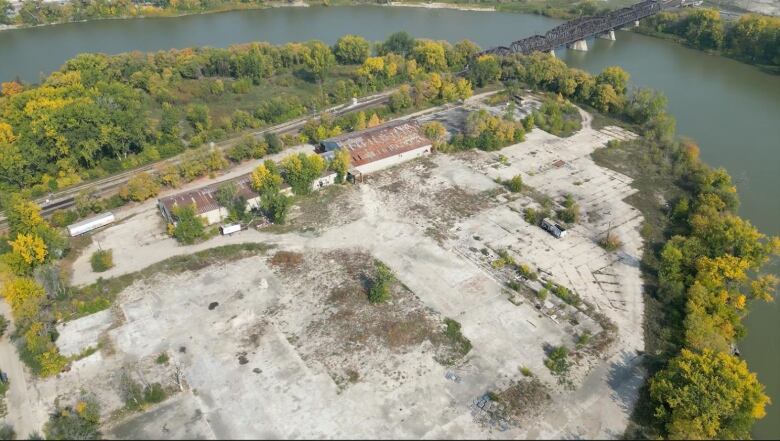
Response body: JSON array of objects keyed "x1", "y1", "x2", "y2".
[{"x1": 0, "y1": 302, "x2": 49, "y2": 437}]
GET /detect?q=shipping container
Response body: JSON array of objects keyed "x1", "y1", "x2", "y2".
[
  {"x1": 220, "y1": 223, "x2": 242, "y2": 235},
  {"x1": 67, "y1": 212, "x2": 115, "y2": 237}
]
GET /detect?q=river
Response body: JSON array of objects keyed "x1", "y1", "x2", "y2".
[{"x1": 1, "y1": 6, "x2": 778, "y2": 438}]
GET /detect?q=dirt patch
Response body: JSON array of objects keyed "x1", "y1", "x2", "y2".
[
  {"x1": 492, "y1": 378, "x2": 550, "y2": 423},
  {"x1": 268, "y1": 249, "x2": 468, "y2": 388},
  {"x1": 268, "y1": 250, "x2": 304, "y2": 270}
]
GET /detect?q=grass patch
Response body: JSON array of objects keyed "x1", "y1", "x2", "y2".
[
  {"x1": 56, "y1": 243, "x2": 271, "y2": 321},
  {"x1": 155, "y1": 352, "x2": 169, "y2": 365},
  {"x1": 443, "y1": 318, "x2": 472, "y2": 357}
]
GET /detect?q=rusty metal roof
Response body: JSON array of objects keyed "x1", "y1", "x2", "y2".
[
  {"x1": 159, "y1": 174, "x2": 260, "y2": 216},
  {"x1": 324, "y1": 120, "x2": 431, "y2": 167}
]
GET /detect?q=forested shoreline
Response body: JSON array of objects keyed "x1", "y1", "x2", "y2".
[{"x1": 638, "y1": 8, "x2": 780, "y2": 69}]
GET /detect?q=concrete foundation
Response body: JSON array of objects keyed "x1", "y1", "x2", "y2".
[
  {"x1": 598, "y1": 30, "x2": 616, "y2": 41},
  {"x1": 549, "y1": 49, "x2": 556, "y2": 57},
  {"x1": 568, "y1": 39, "x2": 588, "y2": 51},
  {"x1": 634, "y1": 20, "x2": 640, "y2": 27}
]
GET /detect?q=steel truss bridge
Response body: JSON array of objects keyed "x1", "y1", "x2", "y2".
[{"x1": 480, "y1": 0, "x2": 683, "y2": 57}]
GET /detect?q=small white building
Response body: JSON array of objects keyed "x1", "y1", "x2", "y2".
[
  {"x1": 320, "y1": 120, "x2": 432, "y2": 181},
  {"x1": 67, "y1": 212, "x2": 115, "y2": 237}
]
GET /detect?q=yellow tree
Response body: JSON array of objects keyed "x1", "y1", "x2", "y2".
[
  {"x1": 10, "y1": 233, "x2": 48, "y2": 266},
  {"x1": 2, "y1": 277, "x2": 46, "y2": 325},
  {"x1": 367, "y1": 113, "x2": 381, "y2": 128},
  {"x1": 650, "y1": 349, "x2": 769, "y2": 440},
  {"x1": 250, "y1": 163, "x2": 282, "y2": 195},
  {"x1": 330, "y1": 148, "x2": 351, "y2": 183}
]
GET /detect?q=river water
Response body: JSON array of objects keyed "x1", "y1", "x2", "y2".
[{"x1": 1, "y1": 6, "x2": 778, "y2": 438}]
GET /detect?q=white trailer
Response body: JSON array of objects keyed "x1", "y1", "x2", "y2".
[
  {"x1": 541, "y1": 218, "x2": 567, "y2": 239},
  {"x1": 220, "y1": 223, "x2": 242, "y2": 235},
  {"x1": 67, "y1": 212, "x2": 115, "y2": 237}
]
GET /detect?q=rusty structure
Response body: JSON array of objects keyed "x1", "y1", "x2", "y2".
[{"x1": 479, "y1": 0, "x2": 681, "y2": 57}]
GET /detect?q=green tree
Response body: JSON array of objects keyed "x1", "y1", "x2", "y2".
[
  {"x1": 304, "y1": 41, "x2": 336, "y2": 93},
  {"x1": 265, "y1": 132, "x2": 283, "y2": 154},
  {"x1": 186, "y1": 104, "x2": 211, "y2": 133},
  {"x1": 333, "y1": 35, "x2": 371, "y2": 65},
  {"x1": 468, "y1": 55, "x2": 501, "y2": 88},
  {"x1": 379, "y1": 31, "x2": 416, "y2": 57},
  {"x1": 261, "y1": 191, "x2": 292, "y2": 224},
  {"x1": 281, "y1": 153, "x2": 327, "y2": 195},
  {"x1": 171, "y1": 204, "x2": 206, "y2": 245},
  {"x1": 0, "y1": 0, "x2": 12, "y2": 25},
  {"x1": 650, "y1": 349, "x2": 769, "y2": 440}
]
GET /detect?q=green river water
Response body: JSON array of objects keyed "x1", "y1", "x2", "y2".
[{"x1": 1, "y1": 6, "x2": 778, "y2": 438}]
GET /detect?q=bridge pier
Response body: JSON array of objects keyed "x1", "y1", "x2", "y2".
[
  {"x1": 634, "y1": 20, "x2": 640, "y2": 27},
  {"x1": 598, "y1": 30, "x2": 616, "y2": 41},
  {"x1": 568, "y1": 39, "x2": 588, "y2": 51},
  {"x1": 548, "y1": 49, "x2": 556, "y2": 57}
]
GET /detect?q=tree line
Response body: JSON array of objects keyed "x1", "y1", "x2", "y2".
[
  {"x1": 640, "y1": 8, "x2": 780, "y2": 67},
  {"x1": 0, "y1": 32, "x2": 476, "y2": 200},
  {"x1": 0, "y1": 0, "x2": 270, "y2": 26}
]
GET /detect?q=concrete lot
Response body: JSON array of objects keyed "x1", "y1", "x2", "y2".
[{"x1": 47, "y1": 101, "x2": 647, "y2": 439}]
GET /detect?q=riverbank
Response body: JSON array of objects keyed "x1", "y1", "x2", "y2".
[{"x1": 0, "y1": 0, "x2": 309, "y2": 33}]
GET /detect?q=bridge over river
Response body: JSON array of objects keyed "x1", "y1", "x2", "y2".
[{"x1": 481, "y1": 0, "x2": 687, "y2": 56}]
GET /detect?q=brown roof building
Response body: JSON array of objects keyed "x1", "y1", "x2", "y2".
[{"x1": 320, "y1": 120, "x2": 433, "y2": 177}]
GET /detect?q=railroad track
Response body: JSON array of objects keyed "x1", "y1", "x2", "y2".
[{"x1": 0, "y1": 90, "x2": 394, "y2": 230}]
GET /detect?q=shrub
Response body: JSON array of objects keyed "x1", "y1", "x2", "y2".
[
  {"x1": 143, "y1": 383, "x2": 167, "y2": 404},
  {"x1": 556, "y1": 194, "x2": 580, "y2": 224},
  {"x1": 599, "y1": 233, "x2": 623, "y2": 252},
  {"x1": 518, "y1": 264, "x2": 538, "y2": 281},
  {"x1": 520, "y1": 366, "x2": 533, "y2": 377},
  {"x1": 368, "y1": 261, "x2": 395, "y2": 304},
  {"x1": 90, "y1": 249, "x2": 114, "y2": 272},
  {"x1": 544, "y1": 345, "x2": 571, "y2": 377},
  {"x1": 506, "y1": 175, "x2": 523, "y2": 193}
]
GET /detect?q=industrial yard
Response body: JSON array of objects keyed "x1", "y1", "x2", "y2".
[{"x1": 17, "y1": 97, "x2": 647, "y2": 439}]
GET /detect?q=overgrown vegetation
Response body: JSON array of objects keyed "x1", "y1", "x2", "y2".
[
  {"x1": 43, "y1": 395, "x2": 101, "y2": 440},
  {"x1": 544, "y1": 345, "x2": 571, "y2": 384},
  {"x1": 121, "y1": 373, "x2": 168, "y2": 412},
  {"x1": 532, "y1": 96, "x2": 582, "y2": 137},
  {"x1": 443, "y1": 318, "x2": 472, "y2": 356}
]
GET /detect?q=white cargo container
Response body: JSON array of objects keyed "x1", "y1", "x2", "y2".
[
  {"x1": 67, "y1": 212, "x2": 115, "y2": 237},
  {"x1": 220, "y1": 223, "x2": 242, "y2": 235}
]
